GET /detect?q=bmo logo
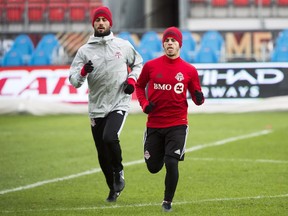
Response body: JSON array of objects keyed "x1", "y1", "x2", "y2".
[{"x1": 154, "y1": 83, "x2": 184, "y2": 94}]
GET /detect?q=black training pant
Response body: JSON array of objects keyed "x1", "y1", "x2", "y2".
[{"x1": 91, "y1": 110, "x2": 126, "y2": 191}]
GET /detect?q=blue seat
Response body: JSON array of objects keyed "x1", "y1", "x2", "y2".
[
  {"x1": 2, "y1": 50, "x2": 23, "y2": 66},
  {"x1": 29, "y1": 34, "x2": 60, "y2": 65},
  {"x1": 271, "y1": 44, "x2": 288, "y2": 62},
  {"x1": 201, "y1": 30, "x2": 224, "y2": 52},
  {"x1": 36, "y1": 34, "x2": 59, "y2": 53},
  {"x1": 2, "y1": 49, "x2": 24, "y2": 66},
  {"x1": 11, "y1": 34, "x2": 34, "y2": 55},
  {"x1": 181, "y1": 31, "x2": 196, "y2": 62},
  {"x1": 275, "y1": 29, "x2": 288, "y2": 47},
  {"x1": 194, "y1": 46, "x2": 219, "y2": 63},
  {"x1": 29, "y1": 49, "x2": 51, "y2": 65},
  {"x1": 8, "y1": 34, "x2": 34, "y2": 65},
  {"x1": 180, "y1": 50, "x2": 192, "y2": 63},
  {"x1": 137, "y1": 48, "x2": 153, "y2": 64},
  {"x1": 138, "y1": 31, "x2": 162, "y2": 53},
  {"x1": 117, "y1": 31, "x2": 138, "y2": 49},
  {"x1": 182, "y1": 30, "x2": 196, "y2": 52}
]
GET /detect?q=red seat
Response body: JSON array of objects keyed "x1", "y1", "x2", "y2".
[
  {"x1": 277, "y1": 0, "x2": 288, "y2": 5},
  {"x1": 212, "y1": 0, "x2": 229, "y2": 6},
  {"x1": 48, "y1": 2, "x2": 67, "y2": 22},
  {"x1": 6, "y1": 5, "x2": 24, "y2": 22},
  {"x1": 254, "y1": 0, "x2": 271, "y2": 6},
  {"x1": 190, "y1": 0, "x2": 207, "y2": 4},
  {"x1": 69, "y1": 2, "x2": 89, "y2": 22},
  {"x1": 233, "y1": 0, "x2": 250, "y2": 6},
  {"x1": 28, "y1": 3, "x2": 46, "y2": 22}
]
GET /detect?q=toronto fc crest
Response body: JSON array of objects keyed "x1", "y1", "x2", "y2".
[{"x1": 175, "y1": 72, "x2": 184, "y2": 81}]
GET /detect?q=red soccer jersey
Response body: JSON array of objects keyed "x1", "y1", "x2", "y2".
[{"x1": 136, "y1": 55, "x2": 204, "y2": 128}]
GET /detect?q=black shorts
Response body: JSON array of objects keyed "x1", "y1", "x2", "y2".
[{"x1": 143, "y1": 125, "x2": 188, "y2": 162}]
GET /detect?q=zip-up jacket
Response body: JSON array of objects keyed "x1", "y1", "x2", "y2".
[{"x1": 69, "y1": 32, "x2": 143, "y2": 118}]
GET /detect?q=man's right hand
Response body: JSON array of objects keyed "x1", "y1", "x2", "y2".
[
  {"x1": 81, "y1": 60, "x2": 94, "y2": 76},
  {"x1": 144, "y1": 102, "x2": 155, "y2": 114}
]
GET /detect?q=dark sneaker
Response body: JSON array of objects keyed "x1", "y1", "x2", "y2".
[
  {"x1": 162, "y1": 201, "x2": 172, "y2": 212},
  {"x1": 113, "y1": 170, "x2": 125, "y2": 192},
  {"x1": 106, "y1": 190, "x2": 120, "y2": 202}
]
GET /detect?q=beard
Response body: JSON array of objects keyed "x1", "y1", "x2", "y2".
[
  {"x1": 94, "y1": 29, "x2": 111, "y2": 37},
  {"x1": 167, "y1": 53, "x2": 176, "y2": 58}
]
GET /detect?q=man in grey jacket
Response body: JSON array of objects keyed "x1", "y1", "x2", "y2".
[{"x1": 69, "y1": 6, "x2": 143, "y2": 202}]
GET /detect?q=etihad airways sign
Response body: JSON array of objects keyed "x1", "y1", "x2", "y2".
[
  {"x1": 195, "y1": 62, "x2": 288, "y2": 99},
  {"x1": 0, "y1": 63, "x2": 287, "y2": 102}
]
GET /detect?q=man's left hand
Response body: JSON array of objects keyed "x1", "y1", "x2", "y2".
[
  {"x1": 195, "y1": 90, "x2": 204, "y2": 105},
  {"x1": 124, "y1": 78, "x2": 136, "y2": 94}
]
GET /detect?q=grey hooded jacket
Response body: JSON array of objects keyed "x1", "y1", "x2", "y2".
[{"x1": 69, "y1": 32, "x2": 143, "y2": 118}]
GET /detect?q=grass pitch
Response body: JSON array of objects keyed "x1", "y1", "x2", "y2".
[{"x1": 0, "y1": 112, "x2": 287, "y2": 215}]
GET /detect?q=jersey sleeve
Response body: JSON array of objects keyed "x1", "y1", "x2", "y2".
[
  {"x1": 188, "y1": 66, "x2": 205, "y2": 105},
  {"x1": 135, "y1": 63, "x2": 150, "y2": 110}
]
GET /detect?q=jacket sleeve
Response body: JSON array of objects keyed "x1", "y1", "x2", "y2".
[
  {"x1": 126, "y1": 43, "x2": 143, "y2": 82},
  {"x1": 69, "y1": 49, "x2": 87, "y2": 88}
]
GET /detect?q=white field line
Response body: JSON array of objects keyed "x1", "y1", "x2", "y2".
[
  {"x1": 2, "y1": 193, "x2": 288, "y2": 213},
  {"x1": 0, "y1": 129, "x2": 272, "y2": 195},
  {"x1": 185, "y1": 129, "x2": 272, "y2": 153},
  {"x1": 186, "y1": 157, "x2": 288, "y2": 164}
]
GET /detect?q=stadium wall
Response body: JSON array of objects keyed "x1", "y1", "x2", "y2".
[{"x1": 0, "y1": 63, "x2": 287, "y2": 115}]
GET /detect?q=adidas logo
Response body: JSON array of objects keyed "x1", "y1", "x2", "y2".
[
  {"x1": 174, "y1": 149, "x2": 181, "y2": 155},
  {"x1": 117, "y1": 110, "x2": 124, "y2": 115}
]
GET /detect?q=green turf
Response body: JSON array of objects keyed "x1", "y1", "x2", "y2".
[{"x1": 0, "y1": 112, "x2": 287, "y2": 215}]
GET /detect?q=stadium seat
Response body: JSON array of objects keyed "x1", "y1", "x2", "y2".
[
  {"x1": 29, "y1": 49, "x2": 51, "y2": 65},
  {"x1": 270, "y1": 45, "x2": 288, "y2": 62},
  {"x1": 69, "y1": 1, "x2": 88, "y2": 22},
  {"x1": 2, "y1": 49, "x2": 24, "y2": 66},
  {"x1": 180, "y1": 50, "x2": 193, "y2": 63},
  {"x1": 138, "y1": 31, "x2": 162, "y2": 53},
  {"x1": 254, "y1": 0, "x2": 271, "y2": 6},
  {"x1": 48, "y1": 1, "x2": 67, "y2": 22},
  {"x1": 137, "y1": 31, "x2": 163, "y2": 61},
  {"x1": 6, "y1": 0, "x2": 25, "y2": 22},
  {"x1": 201, "y1": 30, "x2": 224, "y2": 53},
  {"x1": 275, "y1": 29, "x2": 288, "y2": 47},
  {"x1": 10, "y1": 34, "x2": 34, "y2": 64},
  {"x1": 36, "y1": 34, "x2": 59, "y2": 53},
  {"x1": 233, "y1": 0, "x2": 250, "y2": 6},
  {"x1": 182, "y1": 31, "x2": 196, "y2": 51},
  {"x1": 117, "y1": 31, "x2": 138, "y2": 49},
  {"x1": 28, "y1": 0, "x2": 47, "y2": 22},
  {"x1": 181, "y1": 30, "x2": 196, "y2": 62},
  {"x1": 212, "y1": 0, "x2": 229, "y2": 7},
  {"x1": 11, "y1": 34, "x2": 34, "y2": 54},
  {"x1": 194, "y1": 46, "x2": 219, "y2": 63},
  {"x1": 277, "y1": 0, "x2": 288, "y2": 6},
  {"x1": 29, "y1": 34, "x2": 60, "y2": 65},
  {"x1": 189, "y1": 0, "x2": 208, "y2": 4},
  {"x1": 137, "y1": 48, "x2": 153, "y2": 64}
]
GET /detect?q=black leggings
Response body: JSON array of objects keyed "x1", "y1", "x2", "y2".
[
  {"x1": 91, "y1": 110, "x2": 126, "y2": 190},
  {"x1": 147, "y1": 155, "x2": 179, "y2": 202}
]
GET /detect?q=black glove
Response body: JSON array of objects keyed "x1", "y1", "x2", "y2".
[
  {"x1": 124, "y1": 78, "x2": 136, "y2": 95},
  {"x1": 144, "y1": 102, "x2": 155, "y2": 114},
  {"x1": 195, "y1": 90, "x2": 204, "y2": 105},
  {"x1": 84, "y1": 60, "x2": 94, "y2": 73}
]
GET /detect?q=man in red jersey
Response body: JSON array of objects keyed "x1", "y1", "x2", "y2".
[{"x1": 135, "y1": 27, "x2": 204, "y2": 212}]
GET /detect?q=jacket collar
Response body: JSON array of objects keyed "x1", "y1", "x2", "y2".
[{"x1": 87, "y1": 32, "x2": 114, "y2": 44}]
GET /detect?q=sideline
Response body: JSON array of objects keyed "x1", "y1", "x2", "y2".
[
  {"x1": 0, "y1": 129, "x2": 272, "y2": 195},
  {"x1": 2, "y1": 193, "x2": 287, "y2": 213}
]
